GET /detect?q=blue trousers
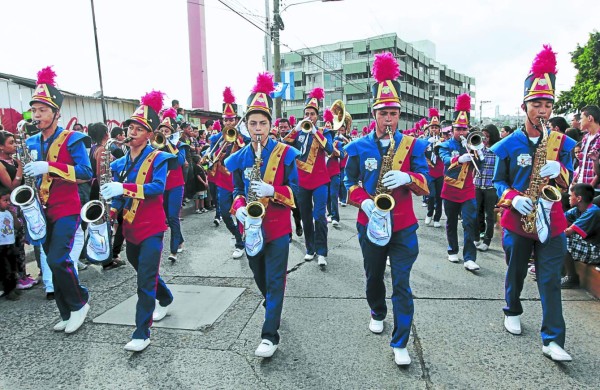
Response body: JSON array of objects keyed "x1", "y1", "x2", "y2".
[
  {"x1": 217, "y1": 186, "x2": 244, "y2": 249},
  {"x1": 427, "y1": 176, "x2": 443, "y2": 222},
  {"x1": 247, "y1": 235, "x2": 289, "y2": 344},
  {"x1": 126, "y1": 233, "x2": 173, "y2": 340},
  {"x1": 163, "y1": 185, "x2": 184, "y2": 254},
  {"x1": 298, "y1": 184, "x2": 328, "y2": 256},
  {"x1": 209, "y1": 182, "x2": 220, "y2": 219},
  {"x1": 444, "y1": 198, "x2": 478, "y2": 261},
  {"x1": 502, "y1": 229, "x2": 567, "y2": 347},
  {"x1": 358, "y1": 223, "x2": 419, "y2": 348},
  {"x1": 43, "y1": 215, "x2": 89, "y2": 320},
  {"x1": 339, "y1": 167, "x2": 347, "y2": 203},
  {"x1": 327, "y1": 174, "x2": 340, "y2": 222}
]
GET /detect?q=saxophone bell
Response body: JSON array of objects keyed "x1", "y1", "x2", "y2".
[
  {"x1": 246, "y1": 135, "x2": 266, "y2": 219},
  {"x1": 373, "y1": 125, "x2": 396, "y2": 212}
]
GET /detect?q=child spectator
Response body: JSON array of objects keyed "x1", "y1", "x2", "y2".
[
  {"x1": 561, "y1": 183, "x2": 600, "y2": 288},
  {"x1": 193, "y1": 155, "x2": 208, "y2": 213},
  {"x1": 0, "y1": 187, "x2": 22, "y2": 300}
]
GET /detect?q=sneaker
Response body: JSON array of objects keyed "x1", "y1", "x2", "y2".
[
  {"x1": 369, "y1": 318, "x2": 384, "y2": 334},
  {"x1": 168, "y1": 254, "x2": 177, "y2": 262},
  {"x1": 76, "y1": 260, "x2": 88, "y2": 271},
  {"x1": 474, "y1": 241, "x2": 481, "y2": 248},
  {"x1": 195, "y1": 209, "x2": 201, "y2": 214},
  {"x1": 326, "y1": 216, "x2": 332, "y2": 223},
  {"x1": 152, "y1": 302, "x2": 169, "y2": 321},
  {"x1": 213, "y1": 218, "x2": 220, "y2": 227},
  {"x1": 448, "y1": 254, "x2": 459, "y2": 263},
  {"x1": 433, "y1": 221, "x2": 441, "y2": 228},
  {"x1": 477, "y1": 243, "x2": 489, "y2": 251},
  {"x1": 421, "y1": 202, "x2": 427, "y2": 207},
  {"x1": 528, "y1": 265, "x2": 536, "y2": 275},
  {"x1": 560, "y1": 275, "x2": 579, "y2": 289},
  {"x1": 16, "y1": 278, "x2": 34, "y2": 290},
  {"x1": 340, "y1": 202, "x2": 347, "y2": 207},
  {"x1": 65, "y1": 303, "x2": 90, "y2": 334},
  {"x1": 232, "y1": 248, "x2": 244, "y2": 259},
  {"x1": 177, "y1": 245, "x2": 184, "y2": 253},
  {"x1": 304, "y1": 253, "x2": 315, "y2": 261},
  {"x1": 124, "y1": 338, "x2": 151, "y2": 352},
  {"x1": 504, "y1": 315, "x2": 521, "y2": 335},
  {"x1": 201, "y1": 208, "x2": 208, "y2": 213},
  {"x1": 53, "y1": 319, "x2": 69, "y2": 331},
  {"x1": 542, "y1": 342, "x2": 572, "y2": 362},
  {"x1": 393, "y1": 347, "x2": 411, "y2": 366},
  {"x1": 332, "y1": 220, "x2": 340, "y2": 228},
  {"x1": 317, "y1": 255, "x2": 327, "y2": 268},
  {"x1": 296, "y1": 227, "x2": 303, "y2": 237},
  {"x1": 24, "y1": 275, "x2": 39, "y2": 286},
  {"x1": 464, "y1": 260, "x2": 480, "y2": 271},
  {"x1": 255, "y1": 339, "x2": 278, "y2": 358},
  {"x1": 425, "y1": 216, "x2": 432, "y2": 225}
]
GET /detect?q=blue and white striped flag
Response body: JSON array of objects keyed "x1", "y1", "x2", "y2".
[
  {"x1": 281, "y1": 71, "x2": 295, "y2": 100},
  {"x1": 270, "y1": 82, "x2": 288, "y2": 99}
]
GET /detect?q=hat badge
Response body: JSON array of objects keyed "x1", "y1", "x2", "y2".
[
  {"x1": 538, "y1": 79, "x2": 547, "y2": 86},
  {"x1": 381, "y1": 85, "x2": 391, "y2": 94}
]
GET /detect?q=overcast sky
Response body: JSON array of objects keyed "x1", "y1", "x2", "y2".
[{"x1": 1, "y1": 0, "x2": 597, "y2": 118}]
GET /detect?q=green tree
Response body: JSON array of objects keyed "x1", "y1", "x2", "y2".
[{"x1": 555, "y1": 31, "x2": 600, "y2": 114}]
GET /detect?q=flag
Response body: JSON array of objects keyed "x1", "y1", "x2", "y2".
[
  {"x1": 270, "y1": 82, "x2": 288, "y2": 99},
  {"x1": 281, "y1": 71, "x2": 295, "y2": 100}
]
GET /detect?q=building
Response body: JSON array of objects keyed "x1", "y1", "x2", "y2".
[{"x1": 280, "y1": 33, "x2": 476, "y2": 131}]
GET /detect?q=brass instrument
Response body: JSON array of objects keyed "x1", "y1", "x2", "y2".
[
  {"x1": 330, "y1": 99, "x2": 346, "y2": 131},
  {"x1": 11, "y1": 123, "x2": 47, "y2": 244},
  {"x1": 460, "y1": 131, "x2": 484, "y2": 175},
  {"x1": 151, "y1": 131, "x2": 166, "y2": 149},
  {"x1": 80, "y1": 147, "x2": 113, "y2": 264},
  {"x1": 373, "y1": 125, "x2": 396, "y2": 212},
  {"x1": 246, "y1": 135, "x2": 266, "y2": 219},
  {"x1": 521, "y1": 118, "x2": 562, "y2": 235},
  {"x1": 298, "y1": 118, "x2": 314, "y2": 133},
  {"x1": 205, "y1": 127, "x2": 238, "y2": 168}
]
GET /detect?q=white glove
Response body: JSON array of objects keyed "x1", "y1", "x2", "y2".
[
  {"x1": 361, "y1": 199, "x2": 375, "y2": 216},
  {"x1": 310, "y1": 125, "x2": 318, "y2": 135},
  {"x1": 100, "y1": 182, "x2": 124, "y2": 200},
  {"x1": 24, "y1": 161, "x2": 49, "y2": 177},
  {"x1": 250, "y1": 180, "x2": 275, "y2": 197},
  {"x1": 235, "y1": 206, "x2": 248, "y2": 225},
  {"x1": 381, "y1": 170, "x2": 412, "y2": 190},
  {"x1": 512, "y1": 195, "x2": 534, "y2": 216},
  {"x1": 427, "y1": 137, "x2": 437, "y2": 144},
  {"x1": 540, "y1": 160, "x2": 561, "y2": 179},
  {"x1": 458, "y1": 153, "x2": 472, "y2": 163}
]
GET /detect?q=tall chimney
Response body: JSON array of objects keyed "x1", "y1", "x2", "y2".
[{"x1": 187, "y1": 0, "x2": 209, "y2": 109}]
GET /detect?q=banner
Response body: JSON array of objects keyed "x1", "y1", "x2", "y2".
[{"x1": 281, "y1": 71, "x2": 295, "y2": 100}]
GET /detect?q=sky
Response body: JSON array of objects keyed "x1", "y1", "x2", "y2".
[{"x1": 0, "y1": 0, "x2": 597, "y2": 119}]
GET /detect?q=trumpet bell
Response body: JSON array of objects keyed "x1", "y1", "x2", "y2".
[
  {"x1": 466, "y1": 131, "x2": 485, "y2": 151},
  {"x1": 299, "y1": 119, "x2": 313, "y2": 133},
  {"x1": 224, "y1": 127, "x2": 238, "y2": 143},
  {"x1": 151, "y1": 131, "x2": 166, "y2": 149}
]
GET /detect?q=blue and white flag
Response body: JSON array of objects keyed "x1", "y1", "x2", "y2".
[
  {"x1": 270, "y1": 82, "x2": 288, "y2": 99},
  {"x1": 281, "y1": 71, "x2": 295, "y2": 100}
]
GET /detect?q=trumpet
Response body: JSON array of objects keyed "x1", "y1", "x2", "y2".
[
  {"x1": 298, "y1": 118, "x2": 314, "y2": 133},
  {"x1": 204, "y1": 127, "x2": 238, "y2": 168},
  {"x1": 151, "y1": 131, "x2": 166, "y2": 149},
  {"x1": 460, "y1": 131, "x2": 484, "y2": 175}
]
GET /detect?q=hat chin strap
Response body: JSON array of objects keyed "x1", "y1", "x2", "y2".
[
  {"x1": 34, "y1": 111, "x2": 59, "y2": 132},
  {"x1": 523, "y1": 106, "x2": 544, "y2": 136}
]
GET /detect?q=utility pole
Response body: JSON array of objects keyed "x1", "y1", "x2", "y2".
[
  {"x1": 273, "y1": 0, "x2": 282, "y2": 119},
  {"x1": 90, "y1": 0, "x2": 107, "y2": 123},
  {"x1": 264, "y1": 0, "x2": 272, "y2": 72}
]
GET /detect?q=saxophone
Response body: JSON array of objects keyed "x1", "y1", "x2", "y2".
[
  {"x1": 521, "y1": 118, "x2": 562, "y2": 239},
  {"x1": 373, "y1": 125, "x2": 396, "y2": 211},
  {"x1": 10, "y1": 124, "x2": 47, "y2": 244},
  {"x1": 243, "y1": 135, "x2": 266, "y2": 256},
  {"x1": 80, "y1": 147, "x2": 113, "y2": 264}
]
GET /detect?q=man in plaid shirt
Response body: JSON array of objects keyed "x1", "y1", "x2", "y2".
[
  {"x1": 474, "y1": 125, "x2": 500, "y2": 251},
  {"x1": 573, "y1": 105, "x2": 600, "y2": 189}
]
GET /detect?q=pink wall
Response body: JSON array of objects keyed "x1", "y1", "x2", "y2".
[{"x1": 187, "y1": 0, "x2": 209, "y2": 110}]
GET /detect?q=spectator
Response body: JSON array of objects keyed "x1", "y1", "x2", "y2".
[
  {"x1": 192, "y1": 155, "x2": 208, "y2": 213},
  {"x1": 278, "y1": 118, "x2": 292, "y2": 138},
  {"x1": 106, "y1": 126, "x2": 127, "y2": 158},
  {"x1": 561, "y1": 183, "x2": 600, "y2": 288},
  {"x1": 566, "y1": 127, "x2": 582, "y2": 143},
  {"x1": 0, "y1": 186, "x2": 22, "y2": 300},
  {"x1": 177, "y1": 107, "x2": 185, "y2": 123},
  {"x1": 571, "y1": 113, "x2": 581, "y2": 130},
  {"x1": 172, "y1": 99, "x2": 179, "y2": 110},
  {"x1": 72, "y1": 122, "x2": 84, "y2": 133},
  {"x1": 500, "y1": 125, "x2": 513, "y2": 138},
  {"x1": 474, "y1": 124, "x2": 500, "y2": 251},
  {"x1": 573, "y1": 105, "x2": 600, "y2": 189},
  {"x1": 205, "y1": 119, "x2": 214, "y2": 134},
  {"x1": 549, "y1": 116, "x2": 568, "y2": 134}
]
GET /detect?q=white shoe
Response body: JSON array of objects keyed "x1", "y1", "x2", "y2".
[
  {"x1": 464, "y1": 260, "x2": 480, "y2": 271},
  {"x1": 304, "y1": 253, "x2": 315, "y2": 261},
  {"x1": 124, "y1": 338, "x2": 151, "y2": 352},
  {"x1": 386, "y1": 257, "x2": 390, "y2": 267},
  {"x1": 369, "y1": 318, "x2": 384, "y2": 334},
  {"x1": 340, "y1": 202, "x2": 347, "y2": 207},
  {"x1": 474, "y1": 241, "x2": 481, "y2": 248},
  {"x1": 504, "y1": 315, "x2": 522, "y2": 335},
  {"x1": 332, "y1": 220, "x2": 340, "y2": 228},
  {"x1": 542, "y1": 342, "x2": 572, "y2": 362},
  {"x1": 168, "y1": 254, "x2": 177, "y2": 262},
  {"x1": 317, "y1": 255, "x2": 327, "y2": 267},
  {"x1": 421, "y1": 202, "x2": 427, "y2": 207},
  {"x1": 153, "y1": 302, "x2": 169, "y2": 321},
  {"x1": 65, "y1": 303, "x2": 90, "y2": 334},
  {"x1": 477, "y1": 243, "x2": 489, "y2": 251},
  {"x1": 53, "y1": 320, "x2": 69, "y2": 332},
  {"x1": 425, "y1": 216, "x2": 432, "y2": 225},
  {"x1": 177, "y1": 245, "x2": 184, "y2": 253},
  {"x1": 326, "y1": 216, "x2": 332, "y2": 223},
  {"x1": 448, "y1": 254, "x2": 459, "y2": 263},
  {"x1": 232, "y1": 248, "x2": 244, "y2": 259},
  {"x1": 393, "y1": 347, "x2": 411, "y2": 366},
  {"x1": 255, "y1": 339, "x2": 278, "y2": 358},
  {"x1": 433, "y1": 221, "x2": 441, "y2": 228}
]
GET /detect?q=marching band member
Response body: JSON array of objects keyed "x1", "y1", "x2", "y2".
[
  {"x1": 438, "y1": 94, "x2": 483, "y2": 271},
  {"x1": 325, "y1": 109, "x2": 348, "y2": 228},
  {"x1": 157, "y1": 108, "x2": 189, "y2": 262},
  {"x1": 283, "y1": 88, "x2": 333, "y2": 267},
  {"x1": 207, "y1": 87, "x2": 250, "y2": 259},
  {"x1": 225, "y1": 73, "x2": 299, "y2": 358},
  {"x1": 101, "y1": 91, "x2": 176, "y2": 352},
  {"x1": 490, "y1": 45, "x2": 575, "y2": 361},
  {"x1": 344, "y1": 52, "x2": 430, "y2": 366},
  {"x1": 278, "y1": 116, "x2": 303, "y2": 237},
  {"x1": 424, "y1": 108, "x2": 444, "y2": 228},
  {"x1": 23, "y1": 67, "x2": 92, "y2": 334}
]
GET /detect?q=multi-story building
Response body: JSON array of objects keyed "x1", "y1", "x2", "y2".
[{"x1": 281, "y1": 33, "x2": 476, "y2": 132}]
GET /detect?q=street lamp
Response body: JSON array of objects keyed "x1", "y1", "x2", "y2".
[{"x1": 479, "y1": 100, "x2": 491, "y2": 125}]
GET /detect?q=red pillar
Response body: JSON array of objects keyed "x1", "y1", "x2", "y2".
[{"x1": 187, "y1": 0, "x2": 209, "y2": 109}]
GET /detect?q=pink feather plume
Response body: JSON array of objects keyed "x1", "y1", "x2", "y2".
[
  {"x1": 323, "y1": 109, "x2": 334, "y2": 123},
  {"x1": 415, "y1": 122, "x2": 422, "y2": 130},
  {"x1": 274, "y1": 118, "x2": 281, "y2": 127},
  {"x1": 369, "y1": 121, "x2": 376, "y2": 130},
  {"x1": 37, "y1": 66, "x2": 57, "y2": 86},
  {"x1": 429, "y1": 107, "x2": 439, "y2": 118},
  {"x1": 455, "y1": 93, "x2": 471, "y2": 112},
  {"x1": 531, "y1": 44, "x2": 557, "y2": 77},
  {"x1": 362, "y1": 126, "x2": 368, "y2": 133},
  {"x1": 163, "y1": 107, "x2": 177, "y2": 119},
  {"x1": 252, "y1": 73, "x2": 275, "y2": 94},
  {"x1": 372, "y1": 52, "x2": 400, "y2": 83},
  {"x1": 141, "y1": 90, "x2": 165, "y2": 114},
  {"x1": 289, "y1": 115, "x2": 296, "y2": 127},
  {"x1": 213, "y1": 120, "x2": 221, "y2": 131},
  {"x1": 223, "y1": 87, "x2": 236, "y2": 104},
  {"x1": 419, "y1": 118, "x2": 428, "y2": 127},
  {"x1": 309, "y1": 87, "x2": 324, "y2": 100}
]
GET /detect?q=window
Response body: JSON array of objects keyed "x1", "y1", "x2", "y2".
[{"x1": 323, "y1": 51, "x2": 342, "y2": 69}]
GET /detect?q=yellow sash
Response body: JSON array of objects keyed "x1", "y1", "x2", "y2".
[
  {"x1": 39, "y1": 130, "x2": 71, "y2": 205},
  {"x1": 123, "y1": 150, "x2": 160, "y2": 224}
]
